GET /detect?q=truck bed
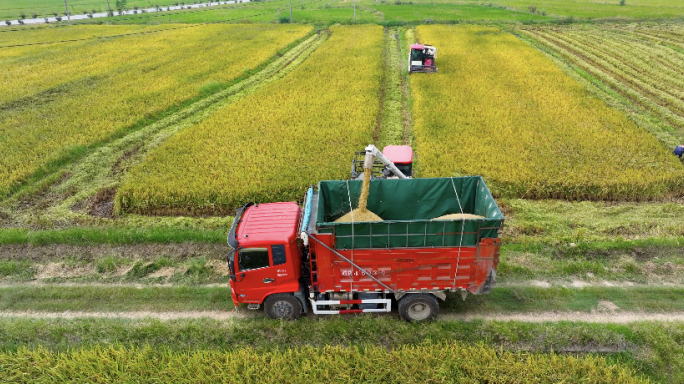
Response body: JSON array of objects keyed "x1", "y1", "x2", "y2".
[{"x1": 305, "y1": 176, "x2": 504, "y2": 295}]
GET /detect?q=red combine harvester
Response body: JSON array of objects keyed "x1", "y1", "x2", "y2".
[
  {"x1": 351, "y1": 145, "x2": 414, "y2": 179},
  {"x1": 228, "y1": 146, "x2": 503, "y2": 322},
  {"x1": 409, "y1": 43, "x2": 437, "y2": 73}
]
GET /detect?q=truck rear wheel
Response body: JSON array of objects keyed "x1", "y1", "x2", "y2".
[
  {"x1": 264, "y1": 294, "x2": 303, "y2": 320},
  {"x1": 398, "y1": 294, "x2": 439, "y2": 322}
]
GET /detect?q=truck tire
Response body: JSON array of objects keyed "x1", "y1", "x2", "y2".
[
  {"x1": 398, "y1": 294, "x2": 439, "y2": 322},
  {"x1": 264, "y1": 294, "x2": 303, "y2": 320}
]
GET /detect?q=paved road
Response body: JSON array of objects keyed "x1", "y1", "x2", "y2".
[{"x1": 1, "y1": 1, "x2": 253, "y2": 27}]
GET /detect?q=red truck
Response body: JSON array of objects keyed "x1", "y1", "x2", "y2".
[{"x1": 228, "y1": 176, "x2": 504, "y2": 322}]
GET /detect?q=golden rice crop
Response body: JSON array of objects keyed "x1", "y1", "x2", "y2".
[
  {"x1": 116, "y1": 25, "x2": 383, "y2": 215},
  {"x1": 0, "y1": 24, "x2": 312, "y2": 196},
  {"x1": 0, "y1": 343, "x2": 649, "y2": 383},
  {"x1": 410, "y1": 25, "x2": 684, "y2": 200},
  {"x1": 519, "y1": 24, "x2": 684, "y2": 146}
]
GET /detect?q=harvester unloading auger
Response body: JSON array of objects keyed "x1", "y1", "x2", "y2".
[{"x1": 336, "y1": 145, "x2": 408, "y2": 223}]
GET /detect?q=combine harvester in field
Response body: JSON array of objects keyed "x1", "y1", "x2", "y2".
[
  {"x1": 227, "y1": 146, "x2": 504, "y2": 322},
  {"x1": 408, "y1": 44, "x2": 438, "y2": 73}
]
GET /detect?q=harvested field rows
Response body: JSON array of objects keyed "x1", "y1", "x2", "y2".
[
  {"x1": 409, "y1": 25, "x2": 684, "y2": 200},
  {"x1": 520, "y1": 24, "x2": 684, "y2": 148},
  {"x1": 0, "y1": 24, "x2": 312, "y2": 196},
  {"x1": 117, "y1": 25, "x2": 384, "y2": 215}
]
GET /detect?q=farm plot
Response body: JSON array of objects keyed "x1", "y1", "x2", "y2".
[
  {"x1": 410, "y1": 25, "x2": 684, "y2": 200},
  {"x1": 519, "y1": 24, "x2": 684, "y2": 148},
  {"x1": 116, "y1": 25, "x2": 383, "y2": 215},
  {"x1": 0, "y1": 24, "x2": 312, "y2": 196}
]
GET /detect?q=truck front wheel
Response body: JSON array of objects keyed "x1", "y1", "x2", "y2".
[
  {"x1": 398, "y1": 294, "x2": 439, "y2": 322},
  {"x1": 264, "y1": 294, "x2": 303, "y2": 320}
]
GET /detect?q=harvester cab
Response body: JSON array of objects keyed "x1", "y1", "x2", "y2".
[
  {"x1": 409, "y1": 44, "x2": 437, "y2": 73},
  {"x1": 351, "y1": 144, "x2": 413, "y2": 180}
]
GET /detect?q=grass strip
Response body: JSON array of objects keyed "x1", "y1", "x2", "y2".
[
  {"x1": 0, "y1": 286, "x2": 232, "y2": 312},
  {"x1": 0, "y1": 342, "x2": 646, "y2": 384},
  {"x1": 0, "y1": 228, "x2": 226, "y2": 246},
  {"x1": 0, "y1": 316, "x2": 679, "y2": 382},
  {"x1": 0, "y1": 285, "x2": 681, "y2": 314}
]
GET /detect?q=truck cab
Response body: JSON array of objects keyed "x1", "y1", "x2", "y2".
[{"x1": 227, "y1": 202, "x2": 306, "y2": 316}]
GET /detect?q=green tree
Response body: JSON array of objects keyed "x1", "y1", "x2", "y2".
[{"x1": 115, "y1": 0, "x2": 128, "y2": 11}]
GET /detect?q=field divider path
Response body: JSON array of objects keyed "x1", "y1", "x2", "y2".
[
  {"x1": 4, "y1": 30, "x2": 328, "y2": 226},
  {"x1": 2, "y1": 283, "x2": 683, "y2": 316},
  {"x1": 2, "y1": 310, "x2": 684, "y2": 324},
  {"x1": 377, "y1": 27, "x2": 411, "y2": 148}
]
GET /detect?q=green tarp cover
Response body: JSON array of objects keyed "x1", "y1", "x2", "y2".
[{"x1": 315, "y1": 177, "x2": 504, "y2": 249}]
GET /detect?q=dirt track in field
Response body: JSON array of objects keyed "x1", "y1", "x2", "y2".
[{"x1": 3, "y1": 310, "x2": 684, "y2": 323}]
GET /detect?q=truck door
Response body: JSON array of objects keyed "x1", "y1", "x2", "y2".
[{"x1": 235, "y1": 247, "x2": 276, "y2": 303}]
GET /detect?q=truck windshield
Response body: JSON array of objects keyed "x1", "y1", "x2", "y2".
[
  {"x1": 411, "y1": 49, "x2": 423, "y2": 61},
  {"x1": 238, "y1": 248, "x2": 270, "y2": 271}
]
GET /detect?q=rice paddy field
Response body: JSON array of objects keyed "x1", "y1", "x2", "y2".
[
  {"x1": 409, "y1": 24, "x2": 684, "y2": 200},
  {"x1": 519, "y1": 24, "x2": 684, "y2": 149},
  {"x1": 116, "y1": 24, "x2": 383, "y2": 215},
  {"x1": 0, "y1": 23, "x2": 311, "y2": 196},
  {"x1": 2, "y1": 1, "x2": 684, "y2": 382}
]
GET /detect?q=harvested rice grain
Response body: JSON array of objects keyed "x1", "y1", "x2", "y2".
[
  {"x1": 433, "y1": 213, "x2": 484, "y2": 220},
  {"x1": 335, "y1": 208, "x2": 383, "y2": 223}
]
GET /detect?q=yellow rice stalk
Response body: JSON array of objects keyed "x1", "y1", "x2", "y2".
[
  {"x1": 117, "y1": 25, "x2": 384, "y2": 215},
  {"x1": 410, "y1": 25, "x2": 684, "y2": 200},
  {"x1": 0, "y1": 24, "x2": 312, "y2": 195}
]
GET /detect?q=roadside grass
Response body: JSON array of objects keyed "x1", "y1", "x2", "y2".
[
  {"x1": 0, "y1": 316, "x2": 681, "y2": 382},
  {"x1": 503, "y1": 199, "x2": 684, "y2": 245},
  {"x1": 0, "y1": 228, "x2": 226, "y2": 246},
  {"x1": 0, "y1": 286, "x2": 233, "y2": 312},
  {"x1": 499, "y1": 245, "x2": 684, "y2": 284},
  {"x1": 0, "y1": 285, "x2": 681, "y2": 314},
  {"x1": 359, "y1": 0, "x2": 684, "y2": 20},
  {"x1": 467, "y1": 0, "x2": 684, "y2": 20},
  {"x1": 371, "y1": 3, "x2": 552, "y2": 23}
]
